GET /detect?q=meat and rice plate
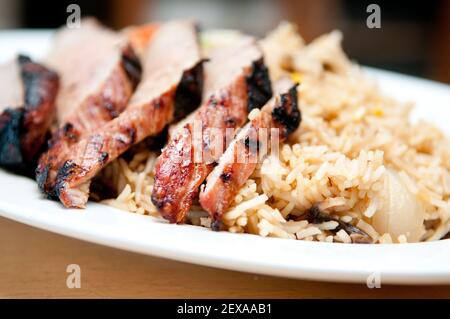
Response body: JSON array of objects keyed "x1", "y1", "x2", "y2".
[
  {"x1": 100, "y1": 22, "x2": 450, "y2": 244},
  {"x1": 1, "y1": 19, "x2": 448, "y2": 244}
]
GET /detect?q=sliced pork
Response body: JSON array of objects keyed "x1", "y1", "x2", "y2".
[
  {"x1": 151, "y1": 38, "x2": 273, "y2": 223},
  {"x1": 53, "y1": 20, "x2": 204, "y2": 208},
  {"x1": 199, "y1": 78, "x2": 300, "y2": 229},
  {"x1": 0, "y1": 55, "x2": 59, "y2": 174},
  {"x1": 36, "y1": 19, "x2": 141, "y2": 197}
]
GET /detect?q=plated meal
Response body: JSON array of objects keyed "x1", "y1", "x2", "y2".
[{"x1": 1, "y1": 19, "x2": 449, "y2": 245}]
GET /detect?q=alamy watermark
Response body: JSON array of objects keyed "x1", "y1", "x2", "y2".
[
  {"x1": 366, "y1": 271, "x2": 381, "y2": 289},
  {"x1": 366, "y1": 4, "x2": 381, "y2": 29},
  {"x1": 66, "y1": 4, "x2": 81, "y2": 29},
  {"x1": 66, "y1": 264, "x2": 81, "y2": 288}
]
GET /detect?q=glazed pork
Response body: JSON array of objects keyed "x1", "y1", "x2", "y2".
[
  {"x1": 53, "y1": 20, "x2": 204, "y2": 208},
  {"x1": 151, "y1": 37, "x2": 273, "y2": 224},
  {"x1": 0, "y1": 55, "x2": 59, "y2": 174},
  {"x1": 36, "y1": 19, "x2": 141, "y2": 197},
  {"x1": 199, "y1": 78, "x2": 301, "y2": 229}
]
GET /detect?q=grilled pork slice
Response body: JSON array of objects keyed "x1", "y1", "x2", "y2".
[
  {"x1": 36, "y1": 19, "x2": 141, "y2": 197},
  {"x1": 199, "y1": 78, "x2": 300, "y2": 229},
  {"x1": 151, "y1": 38, "x2": 273, "y2": 224},
  {"x1": 54, "y1": 20, "x2": 203, "y2": 208},
  {"x1": 0, "y1": 55, "x2": 59, "y2": 174}
]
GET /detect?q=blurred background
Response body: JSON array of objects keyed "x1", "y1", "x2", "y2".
[{"x1": 0, "y1": 0, "x2": 449, "y2": 83}]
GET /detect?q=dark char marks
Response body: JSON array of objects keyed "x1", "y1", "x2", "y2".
[
  {"x1": 220, "y1": 171, "x2": 232, "y2": 183},
  {"x1": 0, "y1": 108, "x2": 25, "y2": 171},
  {"x1": 246, "y1": 58, "x2": 272, "y2": 112},
  {"x1": 54, "y1": 160, "x2": 80, "y2": 198},
  {"x1": 121, "y1": 45, "x2": 142, "y2": 90},
  {"x1": 19, "y1": 54, "x2": 58, "y2": 111},
  {"x1": 0, "y1": 55, "x2": 59, "y2": 175},
  {"x1": 272, "y1": 85, "x2": 301, "y2": 137},
  {"x1": 173, "y1": 60, "x2": 204, "y2": 121}
]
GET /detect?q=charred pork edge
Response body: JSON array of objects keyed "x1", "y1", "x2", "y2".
[
  {"x1": 0, "y1": 108, "x2": 24, "y2": 171},
  {"x1": 0, "y1": 55, "x2": 59, "y2": 175},
  {"x1": 54, "y1": 59, "x2": 205, "y2": 203},
  {"x1": 272, "y1": 83, "x2": 301, "y2": 137},
  {"x1": 246, "y1": 58, "x2": 273, "y2": 112},
  {"x1": 36, "y1": 122, "x2": 79, "y2": 199},
  {"x1": 35, "y1": 46, "x2": 142, "y2": 196},
  {"x1": 173, "y1": 60, "x2": 204, "y2": 121},
  {"x1": 121, "y1": 45, "x2": 142, "y2": 90}
]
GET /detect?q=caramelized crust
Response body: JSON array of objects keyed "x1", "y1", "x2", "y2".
[{"x1": 0, "y1": 55, "x2": 59, "y2": 175}]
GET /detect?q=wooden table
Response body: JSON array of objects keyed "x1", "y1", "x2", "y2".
[{"x1": 0, "y1": 216, "x2": 449, "y2": 298}]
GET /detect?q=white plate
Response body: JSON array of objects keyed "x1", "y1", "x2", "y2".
[{"x1": 1, "y1": 31, "x2": 450, "y2": 285}]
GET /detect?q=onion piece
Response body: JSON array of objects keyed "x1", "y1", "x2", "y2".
[{"x1": 372, "y1": 169, "x2": 424, "y2": 243}]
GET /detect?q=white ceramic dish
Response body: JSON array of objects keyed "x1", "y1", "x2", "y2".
[{"x1": 1, "y1": 31, "x2": 449, "y2": 285}]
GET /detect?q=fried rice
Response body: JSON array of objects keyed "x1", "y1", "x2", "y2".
[{"x1": 100, "y1": 22, "x2": 450, "y2": 244}]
